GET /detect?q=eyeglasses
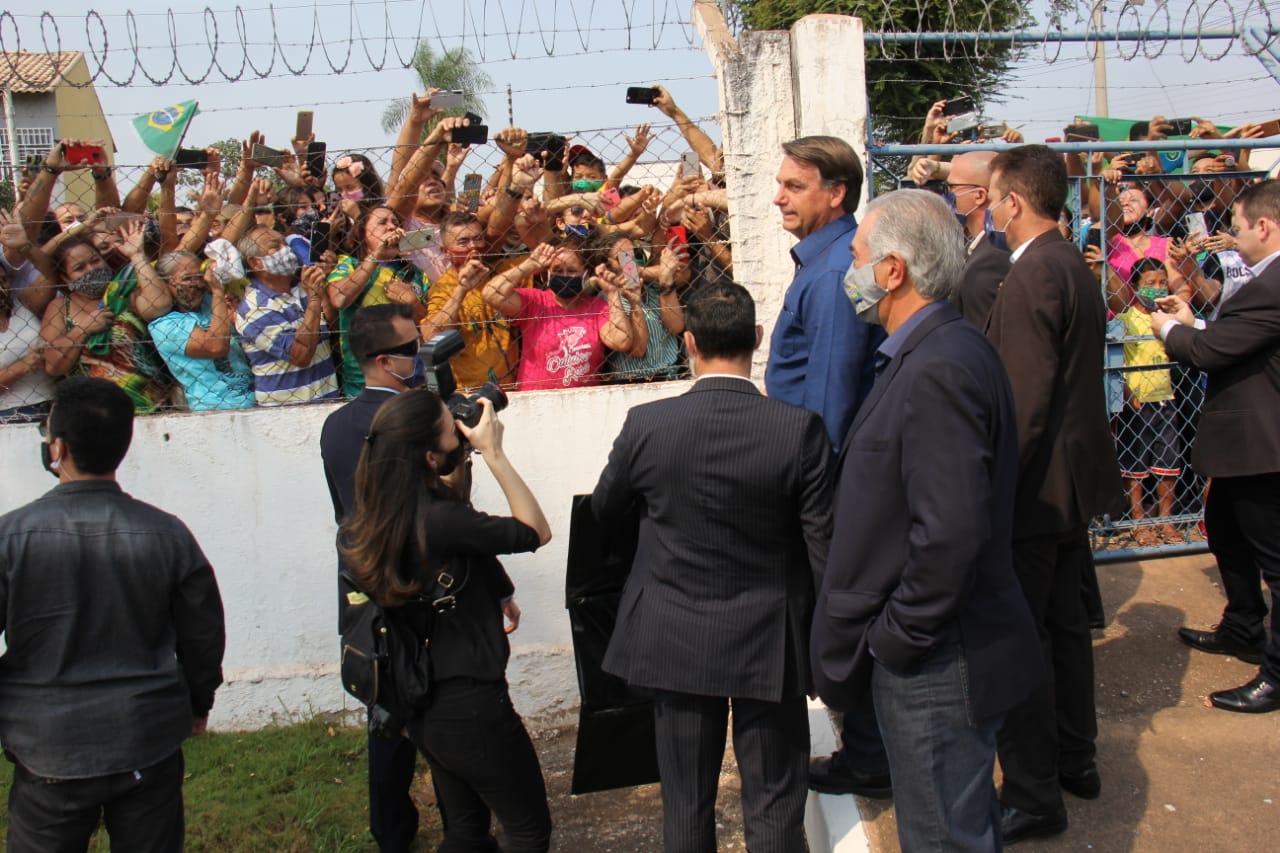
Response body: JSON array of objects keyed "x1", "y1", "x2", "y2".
[
  {"x1": 370, "y1": 338, "x2": 420, "y2": 359},
  {"x1": 568, "y1": 206, "x2": 588, "y2": 217},
  {"x1": 946, "y1": 183, "x2": 983, "y2": 192}
]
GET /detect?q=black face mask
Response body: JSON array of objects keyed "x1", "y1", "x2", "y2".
[
  {"x1": 435, "y1": 443, "x2": 466, "y2": 478},
  {"x1": 40, "y1": 441, "x2": 59, "y2": 479}
]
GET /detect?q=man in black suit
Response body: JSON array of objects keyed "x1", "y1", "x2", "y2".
[
  {"x1": 320, "y1": 304, "x2": 461, "y2": 853},
  {"x1": 946, "y1": 150, "x2": 1011, "y2": 328},
  {"x1": 984, "y1": 145, "x2": 1123, "y2": 844},
  {"x1": 811, "y1": 189, "x2": 1039, "y2": 850},
  {"x1": 591, "y1": 282, "x2": 833, "y2": 852},
  {"x1": 1151, "y1": 179, "x2": 1280, "y2": 714}
]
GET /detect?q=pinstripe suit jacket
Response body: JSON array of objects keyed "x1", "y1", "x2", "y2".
[{"x1": 590, "y1": 376, "x2": 833, "y2": 702}]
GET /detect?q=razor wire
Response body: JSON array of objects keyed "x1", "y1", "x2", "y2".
[{"x1": 2, "y1": 1, "x2": 1278, "y2": 90}]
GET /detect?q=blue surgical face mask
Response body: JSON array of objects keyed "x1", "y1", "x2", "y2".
[
  {"x1": 943, "y1": 190, "x2": 969, "y2": 232},
  {"x1": 843, "y1": 259, "x2": 886, "y2": 326},
  {"x1": 984, "y1": 209, "x2": 1009, "y2": 251},
  {"x1": 548, "y1": 273, "x2": 586, "y2": 299},
  {"x1": 571, "y1": 179, "x2": 604, "y2": 193},
  {"x1": 388, "y1": 354, "x2": 424, "y2": 388},
  {"x1": 563, "y1": 223, "x2": 590, "y2": 240}
]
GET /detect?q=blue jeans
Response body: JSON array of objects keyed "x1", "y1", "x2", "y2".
[{"x1": 872, "y1": 643, "x2": 1004, "y2": 853}]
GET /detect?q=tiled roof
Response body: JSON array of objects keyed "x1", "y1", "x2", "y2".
[{"x1": 0, "y1": 51, "x2": 83, "y2": 94}]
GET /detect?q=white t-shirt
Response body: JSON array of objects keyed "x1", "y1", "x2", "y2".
[{"x1": 0, "y1": 302, "x2": 55, "y2": 415}]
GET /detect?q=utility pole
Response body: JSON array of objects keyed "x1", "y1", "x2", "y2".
[
  {"x1": 507, "y1": 84, "x2": 513, "y2": 128},
  {"x1": 1092, "y1": 1, "x2": 1109, "y2": 116}
]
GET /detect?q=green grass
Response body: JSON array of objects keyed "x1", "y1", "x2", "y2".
[{"x1": 0, "y1": 717, "x2": 430, "y2": 852}]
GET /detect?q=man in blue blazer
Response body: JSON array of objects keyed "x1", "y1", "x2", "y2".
[
  {"x1": 811, "y1": 190, "x2": 1040, "y2": 851},
  {"x1": 593, "y1": 282, "x2": 833, "y2": 852}
]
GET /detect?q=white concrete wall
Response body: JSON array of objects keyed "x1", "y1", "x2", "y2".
[{"x1": 0, "y1": 382, "x2": 690, "y2": 729}]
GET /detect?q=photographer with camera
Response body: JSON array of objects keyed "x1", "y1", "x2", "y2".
[{"x1": 340, "y1": 381, "x2": 553, "y2": 852}]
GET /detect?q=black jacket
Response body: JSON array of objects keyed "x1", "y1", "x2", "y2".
[{"x1": 0, "y1": 480, "x2": 225, "y2": 779}]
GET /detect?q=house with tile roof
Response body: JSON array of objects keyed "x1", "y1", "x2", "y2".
[{"x1": 1, "y1": 51, "x2": 115, "y2": 209}]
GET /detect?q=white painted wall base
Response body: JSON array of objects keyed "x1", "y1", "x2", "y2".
[{"x1": 0, "y1": 383, "x2": 687, "y2": 731}]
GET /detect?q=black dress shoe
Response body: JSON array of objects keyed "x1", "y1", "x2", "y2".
[
  {"x1": 1209, "y1": 674, "x2": 1280, "y2": 714},
  {"x1": 1059, "y1": 764, "x2": 1101, "y2": 799},
  {"x1": 1177, "y1": 626, "x2": 1264, "y2": 664},
  {"x1": 1001, "y1": 805, "x2": 1068, "y2": 845},
  {"x1": 807, "y1": 753, "x2": 892, "y2": 799}
]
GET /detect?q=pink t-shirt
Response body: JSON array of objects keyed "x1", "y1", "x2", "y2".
[
  {"x1": 513, "y1": 288, "x2": 610, "y2": 390},
  {"x1": 1107, "y1": 232, "x2": 1170, "y2": 284}
]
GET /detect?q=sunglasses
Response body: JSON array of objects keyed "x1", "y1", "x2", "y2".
[
  {"x1": 568, "y1": 206, "x2": 588, "y2": 217},
  {"x1": 369, "y1": 338, "x2": 420, "y2": 359}
]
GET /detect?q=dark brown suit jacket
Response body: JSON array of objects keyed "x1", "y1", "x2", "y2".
[
  {"x1": 954, "y1": 233, "x2": 1011, "y2": 328},
  {"x1": 985, "y1": 229, "x2": 1123, "y2": 538},
  {"x1": 1163, "y1": 258, "x2": 1280, "y2": 477}
]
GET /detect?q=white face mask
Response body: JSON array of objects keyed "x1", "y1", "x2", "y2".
[
  {"x1": 843, "y1": 259, "x2": 886, "y2": 326},
  {"x1": 259, "y1": 245, "x2": 300, "y2": 277}
]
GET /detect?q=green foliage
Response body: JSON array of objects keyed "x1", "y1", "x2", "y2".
[
  {"x1": 729, "y1": 0, "x2": 1032, "y2": 143},
  {"x1": 381, "y1": 44, "x2": 494, "y2": 136},
  {"x1": 0, "y1": 718, "x2": 413, "y2": 852}
]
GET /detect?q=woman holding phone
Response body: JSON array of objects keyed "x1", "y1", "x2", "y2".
[{"x1": 340, "y1": 389, "x2": 553, "y2": 853}]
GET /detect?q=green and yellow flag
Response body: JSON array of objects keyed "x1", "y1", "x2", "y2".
[{"x1": 131, "y1": 100, "x2": 200, "y2": 159}]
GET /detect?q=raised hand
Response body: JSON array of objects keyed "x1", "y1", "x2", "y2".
[{"x1": 626, "y1": 124, "x2": 653, "y2": 157}]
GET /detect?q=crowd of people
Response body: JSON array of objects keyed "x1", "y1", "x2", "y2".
[
  {"x1": 908, "y1": 107, "x2": 1276, "y2": 547},
  {"x1": 0, "y1": 84, "x2": 731, "y2": 422}
]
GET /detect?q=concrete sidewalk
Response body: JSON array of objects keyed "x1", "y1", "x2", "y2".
[{"x1": 810, "y1": 552, "x2": 1280, "y2": 852}]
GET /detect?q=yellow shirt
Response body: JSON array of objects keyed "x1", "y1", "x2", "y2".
[
  {"x1": 1119, "y1": 307, "x2": 1173, "y2": 404},
  {"x1": 425, "y1": 267, "x2": 519, "y2": 389}
]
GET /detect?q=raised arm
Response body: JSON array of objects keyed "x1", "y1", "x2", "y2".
[
  {"x1": 651, "y1": 86, "x2": 721, "y2": 175},
  {"x1": 594, "y1": 266, "x2": 642, "y2": 356},
  {"x1": 608, "y1": 123, "x2": 652, "y2": 186},
  {"x1": 483, "y1": 242, "x2": 555, "y2": 316}
]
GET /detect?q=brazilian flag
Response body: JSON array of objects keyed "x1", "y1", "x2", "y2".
[{"x1": 131, "y1": 100, "x2": 200, "y2": 159}]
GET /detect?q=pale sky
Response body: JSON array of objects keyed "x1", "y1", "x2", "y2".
[{"x1": 8, "y1": 1, "x2": 1278, "y2": 176}]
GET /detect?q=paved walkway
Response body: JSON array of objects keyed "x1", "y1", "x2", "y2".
[{"x1": 810, "y1": 552, "x2": 1280, "y2": 852}]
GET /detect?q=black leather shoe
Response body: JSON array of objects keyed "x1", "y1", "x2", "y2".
[
  {"x1": 807, "y1": 753, "x2": 892, "y2": 799},
  {"x1": 1209, "y1": 674, "x2": 1280, "y2": 714},
  {"x1": 1001, "y1": 805, "x2": 1068, "y2": 845},
  {"x1": 1059, "y1": 764, "x2": 1101, "y2": 799},
  {"x1": 1177, "y1": 626, "x2": 1264, "y2": 664}
]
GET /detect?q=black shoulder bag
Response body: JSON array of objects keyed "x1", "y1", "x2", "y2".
[{"x1": 339, "y1": 564, "x2": 467, "y2": 737}]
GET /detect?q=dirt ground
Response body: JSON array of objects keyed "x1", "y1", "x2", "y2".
[
  {"x1": 856, "y1": 551, "x2": 1279, "y2": 853},
  {"x1": 407, "y1": 552, "x2": 1276, "y2": 852}
]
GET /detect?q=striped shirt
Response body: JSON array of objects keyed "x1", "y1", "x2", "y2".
[{"x1": 234, "y1": 277, "x2": 339, "y2": 406}]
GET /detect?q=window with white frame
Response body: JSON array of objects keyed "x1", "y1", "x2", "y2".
[{"x1": 0, "y1": 127, "x2": 56, "y2": 179}]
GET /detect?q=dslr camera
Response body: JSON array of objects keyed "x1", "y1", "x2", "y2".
[{"x1": 421, "y1": 330, "x2": 508, "y2": 428}]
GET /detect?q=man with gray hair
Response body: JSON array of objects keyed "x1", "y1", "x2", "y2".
[{"x1": 811, "y1": 189, "x2": 1040, "y2": 851}]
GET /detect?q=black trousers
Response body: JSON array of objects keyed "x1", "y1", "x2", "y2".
[
  {"x1": 6, "y1": 749, "x2": 184, "y2": 853},
  {"x1": 368, "y1": 731, "x2": 419, "y2": 853},
  {"x1": 653, "y1": 690, "x2": 809, "y2": 853},
  {"x1": 997, "y1": 528, "x2": 1097, "y2": 815},
  {"x1": 406, "y1": 679, "x2": 551, "y2": 853},
  {"x1": 1205, "y1": 473, "x2": 1280, "y2": 683}
]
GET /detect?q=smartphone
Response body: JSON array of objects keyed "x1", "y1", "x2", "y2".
[
  {"x1": 251, "y1": 143, "x2": 287, "y2": 169},
  {"x1": 1085, "y1": 227, "x2": 1102, "y2": 251},
  {"x1": 1256, "y1": 118, "x2": 1280, "y2": 137},
  {"x1": 295, "y1": 110, "x2": 314, "y2": 141},
  {"x1": 399, "y1": 228, "x2": 437, "y2": 253},
  {"x1": 431, "y1": 90, "x2": 465, "y2": 110},
  {"x1": 526, "y1": 132, "x2": 566, "y2": 170},
  {"x1": 1112, "y1": 153, "x2": 1137, "y2": 175},
  {"x1": 666, "y1": 224, "x2": 688, "y2": 249},
  {"x1": 63, "y1": 142, "x2": 106, "y2": 166},
  {"x1": 309, "y1": 220, "x2": 331, "y2": 258},
  {"x1": 979, "y1": 123, "x2": 1008, "y2": 139},
  {"x1": 680, "y1": 151, "x2": 701, "y2": 178},
  {"x1": 452, "y1": 124, "x2": 489, "y2": 146},
  {"x1": 174, "y1": 148, "x2": 210, "y2": 170},
  {"x1": 600, "y1": 187, "x2": 622, "y2": 211},
  {"x1": 618, "y1": 247, "x2": 641, "y2": 288},
  {"x1": 1168, "y1": 118, "x2": 1195, "y2": 136},
  {"x1": 464, "y1": 111, "x2": 484, "y2": 127},
  {"x1": 1184, "y1": 212, "x2": 1208, "y2": 240},
  {"x1": 942, "y1": 96, "x2": 975, "y2": 117},
  {"x1": 1065, "y1": 122, "x2": 1100, "y2": 141},
  {"x1": 461, "y1": 173, "x2": 482, "y2": 212},
  {"x1": 306, "y1": 141, "x2": 326, "y2": 178},
  {"x1": 101, "y1": 211, "x2": 145, "y2": 231},
  {"x1": 626, "y1": 86, "x2": 660, "y2": 105}
]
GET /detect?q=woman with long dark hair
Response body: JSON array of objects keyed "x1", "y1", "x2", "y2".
[{"x1": 341, "y1": 389, "x2": 553, "y2": 852}]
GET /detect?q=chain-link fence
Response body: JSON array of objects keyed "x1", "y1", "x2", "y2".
[
  {"x1": 0, "y1": 113, "x2": 730, "y2": 421},
  {"x1": 868, "y1": 138, "x2": 1270, "y2": 559}
]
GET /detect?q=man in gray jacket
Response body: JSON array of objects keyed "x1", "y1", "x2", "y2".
[{"x1": 0, "y1": 377, "x2": 225, "y2": 852}]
